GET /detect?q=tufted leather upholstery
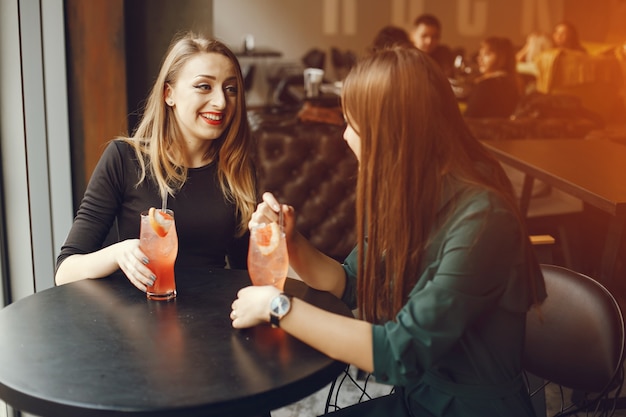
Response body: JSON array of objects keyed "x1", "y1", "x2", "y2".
[{"x1": 249, "y1": 109, "x2": 357, "y2": 261}]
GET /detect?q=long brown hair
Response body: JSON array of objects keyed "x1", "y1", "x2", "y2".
[
  {"x1": 123, "y1": 32, "x2": 256, "y2": 235},
  {"x1": 341, "y1": 47, "x2": 534, "y2": 322},
  {"x1": 552, "y1": 21, "x2": 586, "y2": 52}
]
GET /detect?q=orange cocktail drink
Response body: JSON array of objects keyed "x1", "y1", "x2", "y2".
[
  {"x1": 247, "y1": 222, "x2": 288, "y2": 290},
  {"x1": 140, "y1": 208, "x2": 178, "y2": 300}
]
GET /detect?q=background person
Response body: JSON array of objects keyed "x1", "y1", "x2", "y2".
[
  {"x1": 551, "y1": 20, "x2": 586, "y2": 52},
  {"x1": 409, "y1": 13, "x2": 455, "y2": 76},
  {"x1": 515, "y1": 31, "x2": 554, "y2": 93},
  {"x1": 368, "y1": 25, "x2": 413, "y2": 54},
  {"x1": 55, "y1": 32, "x2": 257, "y2": 292},
  {"x1": 464, "y1": 36, "x2": 522, "y2": 118},
  {"x1": 516, "y1": 31, "x2": 553, "y2": 63},
  {"x1": 231, "y1": 47, "x2": 545, "y2": 417}
]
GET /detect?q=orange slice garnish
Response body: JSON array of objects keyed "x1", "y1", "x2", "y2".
[
  {"x1": 148, "y1": 207, "x2": 173, "y2": 237},
  {"x1": 254, "y1": 222, "x2": 280, "y2": 255}
]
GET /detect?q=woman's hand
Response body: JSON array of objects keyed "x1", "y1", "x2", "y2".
[
  {"x1": 114, "y1": 239, "x2": 156, "y2": 292},
  {"x1": 230, "y1": 285, "x2": 280, "y2": 328},
  {"x1": 249, "y1": 192, "x2": 297, "y2": 243}
]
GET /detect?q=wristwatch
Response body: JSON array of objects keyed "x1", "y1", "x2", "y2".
[{"x1": 269, "y1": 293, "x2": 293, "y2": 328}]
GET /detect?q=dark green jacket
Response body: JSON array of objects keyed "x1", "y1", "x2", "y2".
[{"x1": 341, "y1": 180, "x2": 545, "y2": 417}]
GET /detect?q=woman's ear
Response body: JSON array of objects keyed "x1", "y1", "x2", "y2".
[{"x1": 164, "y1": 84, "x2": 174, "y2": 106}]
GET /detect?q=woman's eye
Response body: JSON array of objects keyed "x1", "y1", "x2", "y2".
[
  {"x1": 194, "y1": 84, "x2": 211, "y2": 91},
  {"x1": 225, "y1": 85, "x2": 238, "y2": 95}
]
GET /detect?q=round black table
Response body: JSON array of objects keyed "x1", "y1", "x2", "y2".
[{"x1": 0, "y1": 268, "x2": 352, "y2": 416}]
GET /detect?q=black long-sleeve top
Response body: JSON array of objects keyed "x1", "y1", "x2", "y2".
[
  {"x1": 464, "y1": 74, "x2": 520, "y2": 118},
  {"x1": 57, "y1": 140, "x2": 249, "y2": 272}
]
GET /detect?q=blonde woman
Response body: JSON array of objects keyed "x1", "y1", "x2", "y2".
[
  {"x1": 232, "y1": 47, "x2": 545, "y2": 417},
  {"x1": 56, "y1": 32, "x2": 257, "y2": 291}
]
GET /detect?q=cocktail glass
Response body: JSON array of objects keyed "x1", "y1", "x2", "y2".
[
  {"x1": 247, "y1": 217, "x2": 288, "y2": 290},
  {"x1": 140, "y1": 208, "x2": 178, "y2": 300}
]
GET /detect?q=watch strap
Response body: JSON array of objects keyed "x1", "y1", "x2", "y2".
[{"x1": 269, "y1": 309, "x2": 281, "y2": 328}]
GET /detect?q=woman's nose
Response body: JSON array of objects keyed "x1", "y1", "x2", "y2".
[{"x1": 212, "y1": 90, "x2": 226, "y2": 109}]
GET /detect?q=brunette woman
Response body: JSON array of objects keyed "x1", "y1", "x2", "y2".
[
  {"x1": 464, "y1": 36, "x2": 522, "y2": 118},
  {"x1": 552, "y1": 21, "x2": 586, "y2": 53},
  {"x1": 231, "y1": 47, "x2": 545, "y2": 417}
]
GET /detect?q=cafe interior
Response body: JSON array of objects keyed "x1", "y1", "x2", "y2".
[{"x1": 1, "y1": 0, "x2": 626, "y2": 416}]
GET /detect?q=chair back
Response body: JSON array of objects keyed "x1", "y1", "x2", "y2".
[
  {"x1": 524, "y1": 264, "x2": 625, "y2": 395},
  {"x1": 534, "y1": 48, "x2": 623, "y2": 123}
]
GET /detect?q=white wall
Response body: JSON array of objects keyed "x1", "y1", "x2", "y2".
[
  {"x1": 215, "y1": 0, "x2": 564, "y2": 60},
  {"x1": 214, "y1": 0, "x2": 564, "y2": 105}
]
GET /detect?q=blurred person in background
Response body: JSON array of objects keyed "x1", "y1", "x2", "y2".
[
  {"x1": 368, "y1": 25, "x2": 414, "y2": 54},
  {"x1": 464, "y1": 36, "x2": 522, "y2": 118},
  {"x1": 409, "y1": 13, "x2": 454, "y2": 77},
  {"x1": 551, "y1": 21, "x2": 587, "y2": 53},
  {"x1": 516, "y1": 31, "x2": 553, "y2": 63}
]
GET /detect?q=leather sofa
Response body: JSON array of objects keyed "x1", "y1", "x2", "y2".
[{"x1": 249, "y1": 108, "x2": 357, "y2": 261}]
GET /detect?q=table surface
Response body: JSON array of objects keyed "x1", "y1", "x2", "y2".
[
  {"x1": 482, "y1": 138, "x2": 626, "y2": 216},
  {"x1": 0, "y1": 269, "x2": 351, "y2": 417}
]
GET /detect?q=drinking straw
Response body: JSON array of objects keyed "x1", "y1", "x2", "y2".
[{"x1": 278, "y1": 204, "x2": 284, "y2": 233}]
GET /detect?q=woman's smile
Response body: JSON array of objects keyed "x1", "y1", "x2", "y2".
[{"x1": 201, "y1": 111, "x2": 224, "y2": 125}]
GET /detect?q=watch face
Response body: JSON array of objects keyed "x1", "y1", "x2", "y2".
[
  {"x1": 270, "y1": 294, "x2": 292, "y2": 328},
  {"x1": 271, "y1": 294, "x2": 290, "y2": 316}
]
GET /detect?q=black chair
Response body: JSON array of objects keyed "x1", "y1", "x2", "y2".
[
  {"x1": 323, "y1": 365, "x2": 393, "y2": 414},
  {"x1": 524, "y1": 264, "x2": 625, "y2": 416},
  {"x1": 323, "y1": 264, "x2": 626, "y2": 417}
]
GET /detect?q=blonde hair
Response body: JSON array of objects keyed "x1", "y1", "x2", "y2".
[
  {"x1": 342, "y1": 47, "x2": 527, "y2": 322},
  {"x1": 122, "y1": 32, "x2": 256, "y2": 235},
  {"x1": 524, "y1": 32, "x2": 553, "y2": 63}
]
